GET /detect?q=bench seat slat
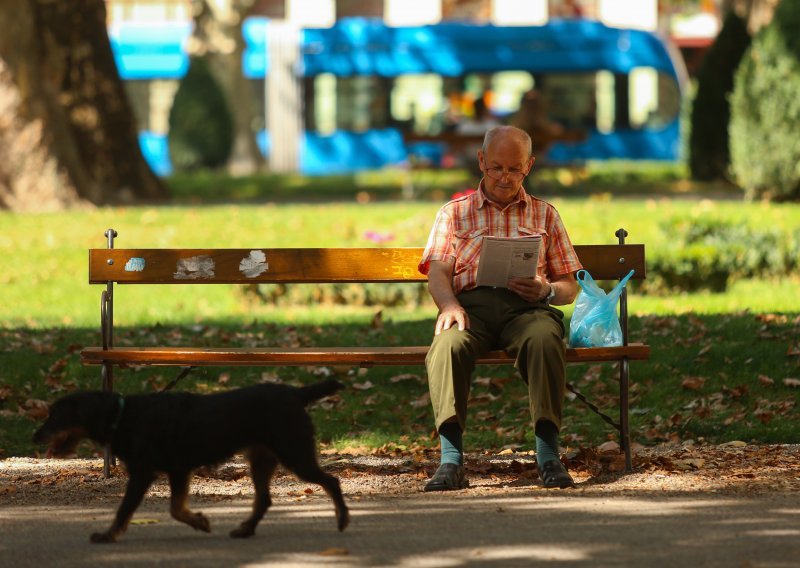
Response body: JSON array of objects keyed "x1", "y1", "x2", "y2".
[{"x1": 81, "y1": 344, "x2": 650, "y2": 367}]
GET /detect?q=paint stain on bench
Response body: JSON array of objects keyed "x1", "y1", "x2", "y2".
[
  {"x1": 124, "y1": 258, "x2": 146, "y2": 272},
  {"x1": 239, "y1": 250, "x2": 269, "y2": 278},
  {"x1": 174, "y1": 255, "x2": 215, "y2": 280}
]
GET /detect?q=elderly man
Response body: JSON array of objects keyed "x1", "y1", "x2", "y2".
[{"x1": 419, "y1": 125, "x2": 582, "y2": 491}]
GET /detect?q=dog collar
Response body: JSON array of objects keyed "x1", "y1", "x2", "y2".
[{"x1": 110, "y1": 396, "x2": 125, "y2": 433}]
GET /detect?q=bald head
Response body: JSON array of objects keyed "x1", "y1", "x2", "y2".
[{"x1": 482, "y1": 126, "x2": 533, "y2": 159}]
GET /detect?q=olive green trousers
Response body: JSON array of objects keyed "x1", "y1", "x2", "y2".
[{"x1": 425, "y1": 287, "x2": 567, "y2": 432}]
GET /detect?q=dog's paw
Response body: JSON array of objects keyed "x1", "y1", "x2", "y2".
[
  {"x1": 337, "y1": 509, "x2": 350, "y2": 532},
  {"x1": 229, "y1": 524, "x2": 255, "y2": 539},
  {"x1": 90, "y1": 531, "x2": 117, "y2": 544},
  {"x1": 191, "y1": 512, "x2": 211, "y2": 533}
]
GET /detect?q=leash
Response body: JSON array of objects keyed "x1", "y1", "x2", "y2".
[
  {"x1": 565, "y1": 381, "x2": 621, "y2": 431},
  {"x1": 160, "y1": 366, "x2": 196, "y2": 392}
]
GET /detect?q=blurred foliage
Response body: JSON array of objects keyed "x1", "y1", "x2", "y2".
[
  {"x1": 648, "y1": 217, "x2": 800, "y2": 292},
  {"x1": 730, "y1": 0, "x2": 800, "y2": 201},
  {"x1": 241, "y1": 282, "x2": 431, "y2": 309},
  {"x1": 168, "y1": 57, "x2": 233, "y2": 172},
  {"x1": 689, "y1": 11, "x2": 751, "y2": 181}
]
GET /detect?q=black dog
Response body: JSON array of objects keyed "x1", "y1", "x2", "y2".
[{"x1": 33, "y1": 379, "x2": 349, "y2": 543}]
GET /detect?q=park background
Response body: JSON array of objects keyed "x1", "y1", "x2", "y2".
[{"x1": 1, "y1": 0, "x2": 799, "y2": 464}]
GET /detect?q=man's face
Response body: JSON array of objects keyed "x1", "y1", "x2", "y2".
[{"x1": 478, "y1": 135, "x2": 534, "y2": 206}]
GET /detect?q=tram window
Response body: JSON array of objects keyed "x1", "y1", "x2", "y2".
[
  {"x1": 628, "y1": 68, "x2": 681, "y2": 129},
  {"x1": 335, "y1": 76, "x2": 387, "y2": 132},
  {"x1": 629, "y1": 67, "x2": 658, "y2": 128},
  {"x1": 490, "y1": 72, "x2": 535, "y2": 118},
  {"x1": 312, "y1": 73, "x2": 336, "y2": 134},
  {"x1": 304, "y1": 75, "x2": 392, "y2": 133},
  {"x1": 390, "y1": 75, "x2": 444, "y2": 135},
  {"x1": 539, "y1": 73, "x2": 598, "y2": 130},
  {"x1": 596, "y1": 71, "x2": 615, "y2": 133}
]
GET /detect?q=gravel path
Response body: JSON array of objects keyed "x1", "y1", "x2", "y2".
[{"x1": 2, "y1": 444, "x2": 799, "y2": 567}]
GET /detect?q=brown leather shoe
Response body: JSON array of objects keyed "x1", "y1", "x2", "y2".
[
  {"x1": 424, "y1": 463, "x2": 469, "y2": 492},
  {"x1": 538, "y1": 459, "x2": 576, "y2": 489}
]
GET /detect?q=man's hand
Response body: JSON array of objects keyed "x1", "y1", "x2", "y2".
[
  {"x1": 508, "y1": 276, "x2": 550, "y2": 303},
  {"x1": 427, "y1": 261, "x2": 469, "y2": 335},
  {"x1": 435, "y1": 304, "x2": 470, "y2": 335}
]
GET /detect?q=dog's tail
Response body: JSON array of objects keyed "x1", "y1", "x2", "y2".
[{"x1": 297, "y1": 379, "x2": 344, "y2": 405}]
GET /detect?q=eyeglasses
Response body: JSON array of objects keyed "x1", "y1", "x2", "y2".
[{"x1": 484, "y1": 166, "x2": 528, "y2": 181}]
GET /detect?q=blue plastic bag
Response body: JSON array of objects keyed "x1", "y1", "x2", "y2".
[{"x1": 568, "y1": 269, "x2": 635, "y2": 348}]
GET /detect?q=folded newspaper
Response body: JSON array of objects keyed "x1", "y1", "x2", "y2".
[{"x1": 475, "y1": 235, "x2": 542, "y2": 288}]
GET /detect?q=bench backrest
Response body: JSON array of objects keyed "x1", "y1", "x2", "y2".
[{"x1": 89, "y1": 245, "x2": 646, "y2": 284}]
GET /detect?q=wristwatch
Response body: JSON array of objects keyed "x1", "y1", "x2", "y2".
[{"x1": 544, "y1": 283, "x2": 556, "y2": 304}]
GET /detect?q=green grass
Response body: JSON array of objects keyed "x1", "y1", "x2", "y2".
[
  {"x1": 3, "y1": 198, "x2": 800, "y2": 328},
  {"x1": 2, "y1": 311, "x2": 798, "y2": 457},
  {"x1": 1, "y1": 183, "x2": 799, "y2": 458}
]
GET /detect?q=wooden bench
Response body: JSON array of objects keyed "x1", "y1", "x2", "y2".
[{"x1": 83, "y1": 228, "x2": 648, "y2": 475}]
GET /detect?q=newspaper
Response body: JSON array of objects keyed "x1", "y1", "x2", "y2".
[{"x1": 475, "y1": 235, "x2": 542, "y2": 288}]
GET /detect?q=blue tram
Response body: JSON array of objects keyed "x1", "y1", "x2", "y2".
[{"x1": 110, "y1": 17, "x2": 687, "y2": 175}]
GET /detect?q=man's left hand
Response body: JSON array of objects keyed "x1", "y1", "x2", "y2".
[{"x1": 508, "y1": 276, "x2": 549, "y2": 303}]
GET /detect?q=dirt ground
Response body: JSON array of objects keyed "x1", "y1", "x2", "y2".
[
  {"x1": 2, "y1": 442, "x2": 799, "y2": 504},
  {"x1": 2, "y1": 444, "x2": 800, "y2": 567}
]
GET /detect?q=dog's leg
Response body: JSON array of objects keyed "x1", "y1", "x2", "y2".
[
  {"x1": 230, "y1": 447, "x2": 279, "y2": 538},
  {"x1": 168, "y1": 470, "x2": 211, "y2": 533},
  {"x1": 91, "y1": 470, "x2": 155, "y2": 543},
  {"x1": 281, "y1": 454, "x2": 350, "y2": 532}
]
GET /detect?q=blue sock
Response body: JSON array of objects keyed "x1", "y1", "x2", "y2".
[
  {"x1": 439, "y1": 421, "x2": 463, "y2": 466},
  {"x1": 535, "y1": 420, "x2": 560, "y2": 467}
]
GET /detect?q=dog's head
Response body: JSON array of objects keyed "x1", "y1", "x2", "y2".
[{"x1": 32, "y1": 391, "x2": 115, "y2": 457}]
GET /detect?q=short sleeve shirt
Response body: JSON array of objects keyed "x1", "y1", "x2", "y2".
[{"x1": 419, "y1": 185, "x2": 583, "y2": 295}]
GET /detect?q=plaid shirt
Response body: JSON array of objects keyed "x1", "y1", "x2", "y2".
[{"x1": 419, "y1": 185, "x2": 583, "y2": 295}]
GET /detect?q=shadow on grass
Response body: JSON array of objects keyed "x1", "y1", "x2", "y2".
[{"x1": 2, "y1": 310, "x2": 798, "y2": 458}]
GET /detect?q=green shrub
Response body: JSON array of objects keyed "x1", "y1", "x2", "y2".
[
  {"x1": 689, "y1": 11, "x2": 750, "y2": 181},
  {"x1": 649, "y1": 217, "x2": 796, "y2": 292},
  {"x1": 168, "y1": 57, "x2": 233, "y2": 171},
  {"x1": 729, "y1": 0, "x2": 800, "y2": 201}
]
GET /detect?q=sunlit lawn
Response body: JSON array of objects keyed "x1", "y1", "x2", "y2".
[{"x1": 1, "y1": 194, "x2": 799, "y2": 457}]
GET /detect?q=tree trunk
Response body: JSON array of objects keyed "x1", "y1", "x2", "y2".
[
  {"x1": 724, "y1": 0, "x2": 780, "y2": 34},
  {"x1": 190, "y1": 0, "x2": 266, "y2": 175},
  {"x1": 0, "y1": 0, "x2": 167, "y2": 211}
]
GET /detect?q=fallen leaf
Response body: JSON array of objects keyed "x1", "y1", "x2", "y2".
[
  {"x1": 390, "y1": 373, "x2": 421, "y2": 383},
  {"x1": 352, "y1": 381, "x2": 374, "y2": 391},
  {"x1": 720, "y1": 440, "x2": 747, "y2": 448},
  {"x1": 754, "y1": 409, "x2": 774, "y2": 425},
  {"x1": 22, "y1": 399, "x2": 49, "y2": 420},
  {"x1": 673, "y1": 458, "x2": 704, "y2": 470},
  {"x1": 681, "y1": 376, "x2": 706, "y2": 391},
  {"x1": 129, "y1": 518, "x2": 160, "y2": 525},
  {"x1": 783, "y1": 378, "x2": 800, "y2": 388},
  {"x1": 598, "y1": 441, "x2": 620, "y2": 454},
  {"x1": 318, "y1": 547, "x2": 350, "y2": 557},
  {"x1": 410, "y1": 393, "x2": 430, "y2": 408},
  {"x1": 758, "y1": 374, "x2": 775, "y2": 386}
]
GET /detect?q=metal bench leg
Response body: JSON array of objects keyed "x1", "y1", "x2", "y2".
[
  {"x1": 100, "y1": 229, "x2": 118, "y2": 479},
  {"x1": 619, "y1": 357, "x2": 632, "y2": 471},
  {"x1": 101, "y1": 363, "x2": 114, "y2": 478}
]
